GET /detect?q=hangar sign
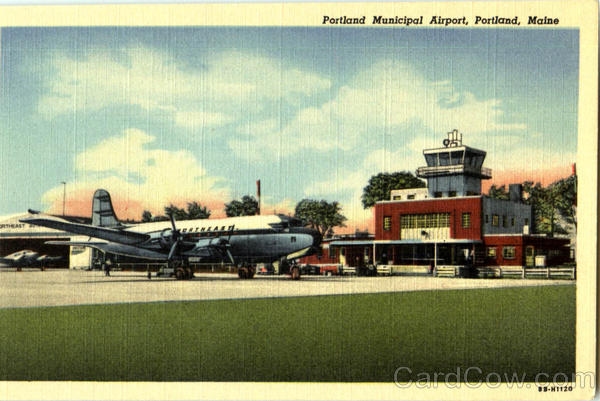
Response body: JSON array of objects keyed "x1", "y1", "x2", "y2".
[{"x1": 0, "y1": 214, "x2": 72, "y2": 238}]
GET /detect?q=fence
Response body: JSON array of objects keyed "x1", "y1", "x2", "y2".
[
  {"x1": 475, "y1": 266, "x2": 575, "y2": 280},
  {"x1": 113, "y1": 262, "x2": 234, "y2": 273}
]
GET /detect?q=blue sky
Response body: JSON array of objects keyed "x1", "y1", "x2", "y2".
[{"x1": 0, "y1": 27, "x2": 578, "y2": 227}]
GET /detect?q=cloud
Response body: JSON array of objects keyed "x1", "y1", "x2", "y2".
[
  {"x1": 41, "y1": 129, "x2": 230, "y2": 219},
  {"x1": 38, "y1": 48, "x2": 331, "y2": 130},
  {"x1": 232, "y1": 60, "x2": 527, "y2": 160},
  {"x1": 174, "y1": 111, "x2": 234, "y2": 129}
]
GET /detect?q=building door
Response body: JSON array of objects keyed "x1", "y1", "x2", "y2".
[
  {"x1": 339, "y1": 247, "x2": 346, "y2": 267},
  {"x1": 525, "y1": 246, "x2": 535, "y2": 267}
]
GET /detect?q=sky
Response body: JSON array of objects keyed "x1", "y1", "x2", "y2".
[{"x1": 0, "y1": 27, "x2": 578, "y2": 231}]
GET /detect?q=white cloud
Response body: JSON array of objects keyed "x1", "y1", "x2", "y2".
[
  {"x1": 174, "y1": 111, "x2": 233, "y2": 129},
  {"x1": 41, "y1": 129, "x2": 230, "y2": 218},
  {"x1": 233, "y1": 60, "x2": 527, "y2": 160},
  {"x1": 38, "y1": 48, "x2": 331, "y2": 130}
]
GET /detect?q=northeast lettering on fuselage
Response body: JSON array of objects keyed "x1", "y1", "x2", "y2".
[{"x1": 181, "y1": 225, "x2": 235, "y2": 233}]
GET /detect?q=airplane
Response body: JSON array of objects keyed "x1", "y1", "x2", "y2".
[
  {"x1": 0, "y1": 249, "x2": 62, "y2": 268},
  {"x1": 20, "y1": 189, "x2": 321, "y2": 280}
]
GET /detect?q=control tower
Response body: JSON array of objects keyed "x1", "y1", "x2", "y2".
[{"x1": 416, "y1": 130, "x2": 492, "y2": 198}]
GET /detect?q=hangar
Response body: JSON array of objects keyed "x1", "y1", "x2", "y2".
[{"x1": 0, "y1": 213, "x2": 92, "y2": 269}]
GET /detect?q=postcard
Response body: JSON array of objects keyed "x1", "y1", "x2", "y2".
[{"x1": 0, "y1": 1, "x2": 596, "y2": 400}]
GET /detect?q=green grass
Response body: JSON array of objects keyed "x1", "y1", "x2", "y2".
[{"x1": 0, "y1": 285, "x2": 575, "y2": 382}]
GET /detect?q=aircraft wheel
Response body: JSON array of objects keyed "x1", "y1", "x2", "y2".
[
  {"x1": 247, "y1": 266, "x2": 256, "y2": 279},
  {"x1": 290, "y1": 266, "x2": 300, "y2": 280},
  {"x1": 175, "y1": 267, "x2": 185, "y2": 280},
  {"x1": 238, "y1": 266, "x2": 248, "y2": 279}
]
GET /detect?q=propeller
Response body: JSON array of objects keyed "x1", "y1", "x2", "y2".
[
  {"x1": 160, "y1": 216, "x2": 236, "y2": 265},
  {"x1": 166, "y1": 214, "x2": 182, "y2": 261},
  {"x1": 224, "y1": 246, "x2": 235, "y2": 265},
  {"x1": 214, "y1": 237, "x2": 235, "y2": 265},
  {"x1": 225, "y1": 226, "x2": 236, "y2": 264}
]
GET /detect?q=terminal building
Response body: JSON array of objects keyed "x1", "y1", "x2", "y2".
[{"x1": 300, "y1": 130, "x2": 571, "y2": 275}]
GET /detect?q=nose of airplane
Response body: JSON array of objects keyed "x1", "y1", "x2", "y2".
[{"x1": 289, "y1": 227, "x2": 322, "y2": 249}]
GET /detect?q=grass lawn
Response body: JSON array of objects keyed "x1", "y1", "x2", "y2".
[{"x1": 0, "y1": 285, "x2": 575, "y2": 382}]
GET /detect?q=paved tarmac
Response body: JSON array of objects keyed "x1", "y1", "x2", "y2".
[{"x1": 0, "y1": 269, "x2": 574, "y2": 309}]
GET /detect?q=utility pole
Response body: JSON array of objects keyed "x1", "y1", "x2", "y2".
[
  {"x1": 256, "y1": 180, "x2": 261, "y2": 215},
  {"x1": 61, "y1": 181, "x2": 66, "y2": 216}
]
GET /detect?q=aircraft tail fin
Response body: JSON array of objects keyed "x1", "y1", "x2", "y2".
[{"x1": 92, "y1": 189, "x2": 120, "y2": 227}]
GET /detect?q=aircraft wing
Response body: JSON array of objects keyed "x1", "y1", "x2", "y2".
[
  {"x1": 45, "y1": 240, "x2": 110, "y2": 251},
  {"x1": 21, "y1": 215, "x2": 150, "y2": 245}
]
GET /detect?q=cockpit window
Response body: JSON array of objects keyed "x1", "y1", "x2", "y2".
[{"x1": 271, "y1": 215, "x2": 306, "y2": 230}]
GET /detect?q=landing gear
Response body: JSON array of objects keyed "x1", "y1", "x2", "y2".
[
  {"x1": 237, "y1": 264, "x2": 256, "y2": 279},
  {"x1": 290, "y1": 265, "x2": 301, "y2": 280},
  {"x1": 156, "y1": 259, "x2": 194, "y2": 280},
  {"x1": 279, "y1": 258, "x2": 301, "y2": 280}
]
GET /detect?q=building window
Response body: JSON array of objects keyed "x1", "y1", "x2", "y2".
[
  {"x1": 502, "y1": 246, "x2": 516, "y2": 259},
  {"x1": 407, "y1": 194, "x2": 415, "y2": 200},
  {"x1": 487, "y1": 247, "x2": 496, "y2": 257},
  {"x1": 448, "y1": 191, "x2": 457, "y2": 197},
  {"x1": 400, "y1": 213, "x2": 451, "y2": 229},
  {"x1": 492, "y1": 214, "x2": 499, "y2": 227},
  {"x1": 392, "y1": 196, "x2": 401, "y2": 200},
  {"x1": 502, "y1": 215, "x2": 507, "y2": 228},
  {"x1": 485, "y1": 214, "x2": 489, "y2": 224},
  {"x1": 383, "y1": 216, "x2": 392, "y2": 231},
  {"x1": 524, "y1": 218, "x2": 529, "y2": 226},
  {"x1": 511, "y1": 217, "x2": 515, "y2": 226},
  {"x1": 291, "y1": 236, "x2": 296, "y2": 243},
  {"x1": 462, "y1": 212, "x2": 471, "y2": 228},
  {"x1": 328, "y1": 246, "x2": 334, "y2": 259},
  {"x1": 434, "y1": 192, "x2": 443, "y2": 198}
]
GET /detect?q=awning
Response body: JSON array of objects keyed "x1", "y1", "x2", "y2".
[
  {"x1": 329, "y1": 240, "x2": 374, "y2": 246},
  {"x1": 374, "y1": 239, "x2": 483, "y2": 245},
  {"x1": 330, "y1": 239, "x2": 482, "y2": 246}
]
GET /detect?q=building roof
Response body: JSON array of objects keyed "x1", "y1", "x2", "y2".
[
  {"x1": 376, "y1": 195, "x2": 482, "y2": 205},
  {"x1": 330, "y1": 239, "x2": 483, "y2": 246}
]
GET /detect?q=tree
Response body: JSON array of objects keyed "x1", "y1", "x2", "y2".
[
  {"x1": 294, "y1": 199, "x2": 347, "y2": 237},
  {"x1": 225, "y1": 195, "x2": 259, "y2": 217},
  {"x1": 552, "y1": 175, "x2": 577, "y2": 230},
  {"x1": 361, "y1": 172, "x2": 425, "y2": 208},
  {"x1": 164, "y1": 204, "x2": 188, "y2": 220},
  {"x1": 186, "y1": 201, "x2": 211, "y2": 219},
  {"x1": 141, "y1": 210, "x2": 153, "y2": 223},
  {"x1": 522, "y1": 181, "x2": 570, "y2": 237},
  {"x1": 487, "y1": 184, "x2": 509, "y2": 200}
]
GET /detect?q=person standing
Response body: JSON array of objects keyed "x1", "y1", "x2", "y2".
[{"x1": 104, "y1": 258, "x2": 112, "y2": 276}]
